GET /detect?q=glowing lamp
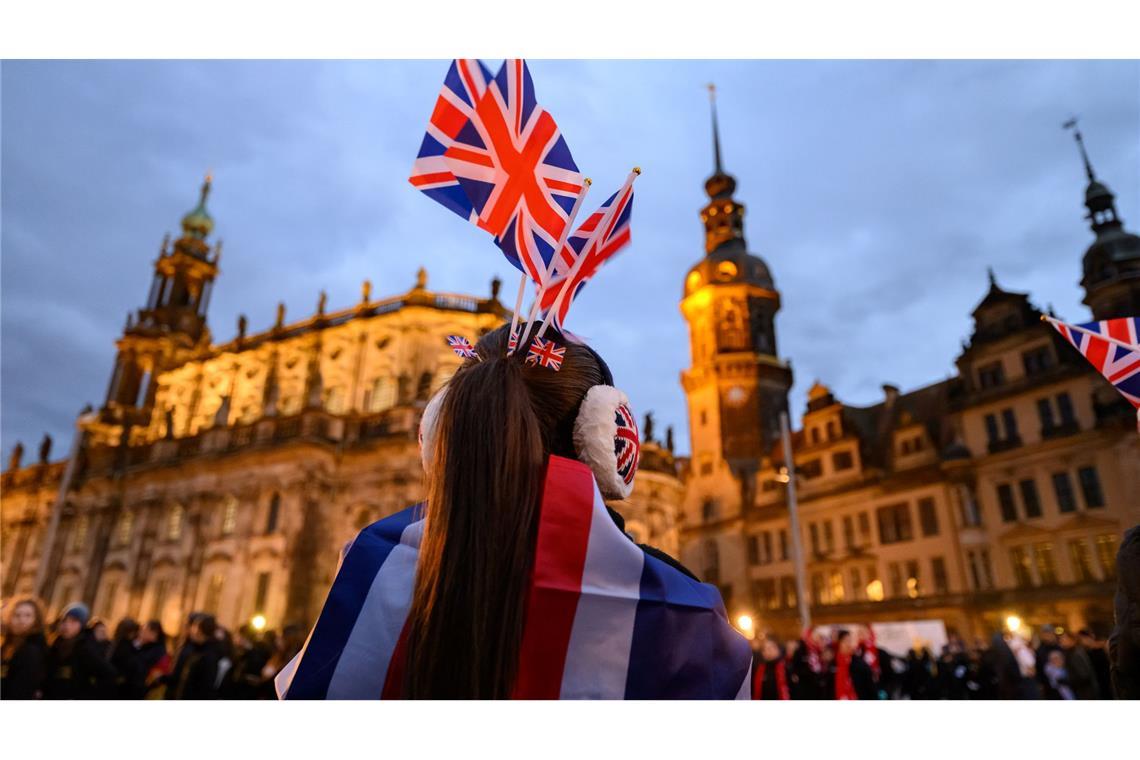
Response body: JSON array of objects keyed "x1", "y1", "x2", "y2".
[
  {"x1": 1005, "y1": 615, "x2": 1021, "y2": 633},
  {"x1": 251, "y1": 614, "x2": 267, "y2": 632}
]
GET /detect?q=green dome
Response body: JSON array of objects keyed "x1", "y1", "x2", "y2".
[{"x1": 181, "y1": 175, "x2": 214, "y2": 239}]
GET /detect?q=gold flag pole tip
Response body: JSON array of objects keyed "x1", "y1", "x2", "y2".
[
  {"x1": 584, "y1": 178, "x2": 592, "y2": 186},
  {"x1": 633, "y1": 167, "x2": 642, "y2": 175}
]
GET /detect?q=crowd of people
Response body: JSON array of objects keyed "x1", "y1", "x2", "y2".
[
  {"x1": 748, "y1": 624, "x2": 1123, "y2": 700},
  {"x1": 1, "y1": 596, "x2": 304, "y2": 699}
]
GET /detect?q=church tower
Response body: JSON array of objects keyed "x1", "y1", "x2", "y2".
[
  {"x1": 1066, "y1": 121, "x2": 1140, "y2": 319},
  {"x1": 681, "y1": 87, "x2": 793, "y2": 479},
  {"x1": 679, "y1": 88, "x2": 793, "y2": 605},
  {"x1": 94, "y1": 175, "x2": 221, "y2": 443}
]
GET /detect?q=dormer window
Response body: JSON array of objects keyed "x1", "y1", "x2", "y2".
[{"x1": 977, "y1": 361, "x2": 1005, "y2": 389}]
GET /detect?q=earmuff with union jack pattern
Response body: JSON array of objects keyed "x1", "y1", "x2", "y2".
[{"x1": 420, "y1": 339, "x2": 640, "y2": 500}]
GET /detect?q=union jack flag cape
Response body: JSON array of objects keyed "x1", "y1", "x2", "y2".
[
  {"x1": 538, "y1": 183, "x2": 635, "y2": 330},
  {"x1": 276, "y1": 456, "x2": 751, "y2": 699},
  {"x1": 1049, "y1": 316, "x2": 1140, "y2": 410},
  {"x1": 408, "y1": 59, "x2": 494, "y2": 223}
]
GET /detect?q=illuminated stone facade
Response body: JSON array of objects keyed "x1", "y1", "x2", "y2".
[
  {"x1": 678, "y1": 118, "x2": 1140, "y2": 641},
  {"x1": 0, "y1": 177, "x2": 686, "y2": 634}
]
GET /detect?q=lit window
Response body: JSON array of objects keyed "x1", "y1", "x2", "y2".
[
  {"x1": 70, "y1": 515, "x2": 89, "y2": 552},
  {"x1": 221, "y1": 496, "x2": 238, "y2": 536},
  {"x1": 115, "y1": 511, "x2": 134, "y2": 547},
  {"x1": 166, "y1": 504, "x2": 184, "y2": 542},
  {"x1": 715, "y1": 261, "x2": 738, "y2": 280},
  {"x1": 1068, "y1": 539, "x2": 1094, "y2": 583},
  {"x1": 1033, "y1": 542, "x2": 1057, "y2": 585},
  {"x1": 1095, "y1": 534, "x2": 1118, "y2": 578}
]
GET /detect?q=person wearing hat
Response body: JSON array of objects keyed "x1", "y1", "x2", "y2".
[{"x1": 43, "y1": 602, "x2": 116, "y2": 699}]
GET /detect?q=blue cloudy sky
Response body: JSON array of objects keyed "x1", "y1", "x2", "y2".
[{"x1": 2, "y1": 60, "x2": 1138, "y2": 458}]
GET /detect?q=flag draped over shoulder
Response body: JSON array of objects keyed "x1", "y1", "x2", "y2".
[{"x1": 276, "y1": 456, "x2": 751, "y2": 700}]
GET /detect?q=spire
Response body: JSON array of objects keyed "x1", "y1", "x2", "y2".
[
  {"x1": 1063, "y1": 117, "x2": 1096, "y2": 182},
  {"x1": 180, "y1": 171, "x2": 215, "y2": 240},
  {"x1": 708, "y1": 84, "x2": 724, "y2": 176}
]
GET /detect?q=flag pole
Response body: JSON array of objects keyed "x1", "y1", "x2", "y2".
[
  {"x1": 535, "y1": 168, "x2": 640, "y2": 340},
  {"x1": 1041, "y1": 314, "x2": 1140, "y2": 352},
  {"x1": 506, "y1": 272, "x2": 528, "y2": 353},
  {"x1": 514, "y1": 178, "x2": 592, "y2": 353},
  {"x1": 780, "y1": 410, "x2": 810, "y2": 631}
]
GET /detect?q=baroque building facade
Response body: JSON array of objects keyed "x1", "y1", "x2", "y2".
[
  {"x1": 0, "y1": 177, "x2": 682, "y2": 635},
  {"x1": 677, "y1": 115, "x2": 1140, "y2": 642}
]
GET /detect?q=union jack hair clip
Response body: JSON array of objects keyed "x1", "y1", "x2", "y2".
[
  {"x1": 507, "y1": 326, "x2": 520, "y2": 354},
  {"x1": 526, "y1": 336, "x2": 565, "y2": 371},
  {"x1": 446, "y1": 335, "x2": 479, "y2": 360}
]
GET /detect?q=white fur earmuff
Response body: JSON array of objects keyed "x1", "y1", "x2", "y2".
[
  {"x1": 418, "y1": 386, "x2": 448, "y2": 474},
  {"x1": 573, "y1": 385, "x2": 640, "y2": 500}
]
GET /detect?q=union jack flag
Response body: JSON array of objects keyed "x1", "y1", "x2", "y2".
[
  {"x1": 446, "y1": 334, "x2": 478, "y2": 359},
  {"x1": 1050, "y1": 316, "x2": 1140, "y2": 408},
  {"x1": 538, "y1": 182, "x2": 635, "y2": 330},
  {"x1": 408, "y1": 59, "x2": 494, "y2": 222},
  {"x1": 614, "y1": 402, "x2": 640, "y2": 486},
  {"x1": 526, "y1": 336, "x2": 566, "y2": 371},
  {"x1": 442, "y1": 59, "x2": 585, "y2": 283},
  {"x1": 507, "y1": 325, "x2": 520, "y2": 353}
]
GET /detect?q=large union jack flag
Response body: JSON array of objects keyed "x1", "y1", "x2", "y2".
[
  {"x1": 408, "y1": 59, "x2": 495, "y2": 223},
  {"x1": 1050, "y1": 316, "x2": 1140, "y2": 408},
  {"x1": 538, "y1": 182, "x2": 635, "y2": 330},
  {"x1": 442, "y1": 59, "x2": 585, "y2": 283}
]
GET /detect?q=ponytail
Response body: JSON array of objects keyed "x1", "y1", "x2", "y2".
[{"x1": 403, "y1": 325, "x2": 603, "y2": 698}]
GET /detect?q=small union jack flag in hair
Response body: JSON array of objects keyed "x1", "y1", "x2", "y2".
[
  {"x1": 614, "y1": 402, "x2": 640, "y2": 486},
  {"x1": 526, "y1": 336, "x2": 566, "y2": 371},
  {"x1": 446, "y1": 335, "x2": 478, "y2": 359},
  {"x1": 507, "y1": 325, "x2": 520, "y2": 353}
]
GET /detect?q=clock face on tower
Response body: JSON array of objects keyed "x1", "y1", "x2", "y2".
[{"x1": 725, "y1": 385, "x2": 747, "y2": 406}]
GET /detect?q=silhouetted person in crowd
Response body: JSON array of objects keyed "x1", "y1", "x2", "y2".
[
  {"x1": 166, "y1": 613, "x2": 221, "y2": 699},
  {"x1": 904, "y1": 646, "x2": 937, "y2": 699},
  {"x1": 109, "y1": 618, "x2": 145, "y2": 698},
  {"x1": 1059, "y1": 630, "x2": 1099, "y2": 699},
  {"x1": 1109, "y1": 525, "x2": 1140, "y2": 699},
  {"x1": 751, "y1": 638, "x2": 789, "y2": 700},
  {"x1": 44, "y1": 603, "x2": 115, "y2": 699},
  {"x1": 1, "y1": 596, "x2": 49, "y2": 699},
  {"x1": 1035, "y1": 624, "x2": 1062, "y2": 692},
  {"x1": 1079, "y1": 629, "x2": 1113, "y2": 700},
  {"x1": 789, "y1": 629, "x2": 825, "y2": 699},
  {"x1": 982, "y1": 632, "x2": 1021, "y2": 699},
  {"x1": 1043, "y1": 649, "x2": 1075, "y2": 699},
  {"x1": 88, "y1": 617, "x2": 111, "y2": 661},
  {"x1": 220, "y1": 625, "x2": 271, "y2": 699},
  {"x1": 137, "y1": 620, "x2": 171, "y2": 697}
]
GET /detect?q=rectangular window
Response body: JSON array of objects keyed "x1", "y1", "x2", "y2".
[
  {"x1": 166, "y1": 504, "x2": 184, "y2": 541},
  {"x1": 149, "y1": 579, "x2": 170, "y2": 621},
  {"x1": 1010, "y1": 547, "x2": 1034, "y2": 588},
  {"x1": 1068, "y1": 539, "x2": 1094, "y2": 583},
  {"x1": 997, "y1": 483, "x2": 1018, "y2": 523},
  {"x1": 888, "y1": 562, "x2": 903, "y2": 598},
  {"x1": 843, "y1": 516, "x2": 855, "y2": 549},
  {"x1": 1022, "y1": 346, "x2": 1053, "y2": 376},
  {"x1": 762, "y1": 532, "x2": 773, "y2": 565},
  {"x1": 980, "y1": 548, "x2": 994, "y2": 589},
  {"x1": 823, "y1": 521, "x2": 835, "y2": 552},
  {"x1": 747, "y1": 535, "x2": 759, "y2": 565},
  {"x1": 221, "y1": 497, "x2": 238, "y2": 536},
  {"x1": 1056, "y1": 392, "x2": 1075, "y2": 425},
  {"x1": 984, "y1": 413, "x2": 1000, "y2": 444},
  {"x1": 906, "y1": 560, "x2": 921, "y2": 598},
  {"x1": 959, "y1": 485, "x2": 982, "y2": 527},
  {"x1": 253, "y1": 571, "x2": 271, "y2": 612},
  {"x1": 918, "y1": 498, "x2": 939, "y2": 537},
  {"x1": 1036, "y1": 398, "x2": 1055, "y2": 430},
  {"x1": 779, "y1": 529, "x2": 789, "y2": 561},
  {"x1": 829, "y1": 570, "x2": 845, "y2": 604},
  {"x1": 800, "y1": 459, "x2": 822, "y2": 479},
  {"x1": 811, "y1": 572, "x2": 824, "y2": 605},
  {"x1": 967, "y1": 550, "x2": 982, "y2": 590},
  {"x1": 70, "y1": 515, "x2": 89, "y2": 552},
  {"x1": 932, "y1": 557, "x2": 949, "y2": 594},
  {"x1": 1019, "y1": 479, "x2": 1042, "y2": 519},
  {"x1": 832, "y1": 450, "x2": 854, "y2": 471},
  {"x1": 1078, "y1": 466, "x2": 1105, "y2": 508},
  {"x1": 1052, "y1": 472, "x2": 1077, "y2": 513},
  {"x1": 978, "y1": 361, "x2": 1005, "y2": 388},
  {"x1": 858, "y1": 512, "x2": 871, "y2": 542},
  {"x1": 101, "y1": 581, "x2": 119, "y2": 619},
  {"x1": 115, "y1": 511, "x2": 134, "y2": 547},
  {"x1": 876, "y1": 503, "x2": 913, "y2": 545},
  {"x1": 1001, "y1": 408, "x2": 1019, "y2": 440},
  {"x1": 810, "y1": 523, "x2": 820, "y2": 554},
  {"x1": 866, "y1": 565, "x2": 882, "y2": 601},
  {"x1": 1034, "y1": 542, "x2": 1057, "y2": 585},
  {"x1": 1096, "y1": 534, "x2": 1118, "y2": 578},
  {"x1": 781, "y1": 576, "x2": 797, "y2": 609}
]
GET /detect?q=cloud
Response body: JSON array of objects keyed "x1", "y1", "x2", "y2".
[{"x1": 2, "y1": 60, "x2": 1137, "y2": 457}]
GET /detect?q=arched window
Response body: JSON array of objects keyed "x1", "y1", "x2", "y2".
[
  {"x1": 115, "y1": 510, "x2": 134, "y2": 547},
  {"x1": 701, "y1": 498, "x2": 718, "y2": 522},
  {"x1": 369, "y1": 376, "x2": 396, "y2": 412},
  {"x1": 265, "y1": 493, "x2": 281, "y2": 535}
]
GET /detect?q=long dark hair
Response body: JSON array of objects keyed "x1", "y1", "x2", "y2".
[{"x1": 404, "y1": 324, "x2": 606, "y2": 699}]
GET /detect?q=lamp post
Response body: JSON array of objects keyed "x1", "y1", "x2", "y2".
[{"x1": 779, "y1": 411, "x2": 811, "y2": 631}]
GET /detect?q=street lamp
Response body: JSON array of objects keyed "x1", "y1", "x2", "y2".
[
  {"x1": 1005, "y1": 614, "x2": 1021, "y2": 633},
  {"x1": 736, "y1": 614, "x2": 755, "y2": 639},
  {"x1": 251, "y1": 614, "x2": 267, "y2": 632}
]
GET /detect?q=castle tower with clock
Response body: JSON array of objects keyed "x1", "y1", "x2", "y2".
[{"x1": 678, "y1": 88, "x2": 794, "y2": 603}]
